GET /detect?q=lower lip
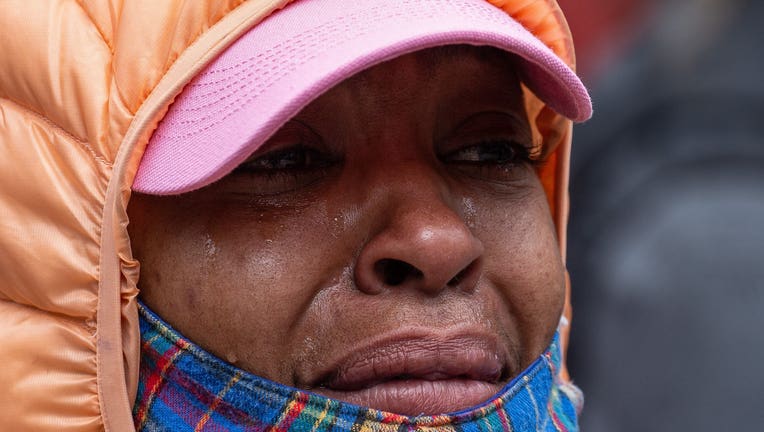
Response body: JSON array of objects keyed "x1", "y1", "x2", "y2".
[{"x1": 315, "y1": 379, "x2": 502, "y2": 416}]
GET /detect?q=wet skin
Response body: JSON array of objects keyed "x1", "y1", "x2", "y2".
[{"x1": 128, "y1": 46, "x2": 566, "y2": 415}]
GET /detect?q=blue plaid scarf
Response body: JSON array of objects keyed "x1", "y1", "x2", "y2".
[{"x1": 134, "y1": 301, "x2": 582, "y2": 431}]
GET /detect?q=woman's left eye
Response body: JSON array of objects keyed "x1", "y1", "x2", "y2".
[{"x1": 445, "y1": 140, "x2": 532, "y2": 165}]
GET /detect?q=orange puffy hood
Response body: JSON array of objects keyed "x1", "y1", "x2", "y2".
[{"x1": 0, "y1": 1, "x2": 582, "y2": 430}]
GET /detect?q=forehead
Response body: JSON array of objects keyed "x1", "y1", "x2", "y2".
[
  {"x1": 341, "y1": 45, "x2": 521, "y2": 88},
  {"x1": 416, "y1": 45, "x2": 520, "y2": 71},
  {"x1": 291, "y1": 45, "x2": 528, "y2": 145}
]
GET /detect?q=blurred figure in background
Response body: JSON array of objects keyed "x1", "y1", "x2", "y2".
[{"x1": 560, "y1": 0, "x2": 764, "y2": 430}]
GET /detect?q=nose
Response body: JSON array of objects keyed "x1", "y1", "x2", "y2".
[{"x1": 354, "y1": 196, "x2": 484, "y2": 296}]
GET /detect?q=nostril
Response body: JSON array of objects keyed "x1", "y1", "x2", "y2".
[
  {"x1": 375, "y1": 259, "x2": 423, "y2": 286},
  {"x1": 447, "y1": 271, "x2": 464, "y2": 287},
  {"x1": 447, "y1": 260, "x2": 478, "y2": 287}
]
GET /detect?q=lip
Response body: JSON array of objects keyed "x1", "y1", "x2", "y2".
[{"x1": 303, "y1": 332, "x2": 510, "y2": 415}]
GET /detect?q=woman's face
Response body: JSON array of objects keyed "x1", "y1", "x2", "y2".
[{"x1": 128, "y1": 47, "x2": 565, "y2": 415}]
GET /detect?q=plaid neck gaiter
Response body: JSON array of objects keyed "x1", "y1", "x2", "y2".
[{"x1": 133, "y1": 301, "x2": 582, "y2": 431}]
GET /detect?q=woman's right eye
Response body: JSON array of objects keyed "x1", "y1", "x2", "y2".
[
  {"x1": 225, "y1": 118, "x2": 340, "y2": 196},
  {"x1": 237, "y1": 145, "x2": 328, "y2": 172},
  {"x1": 227, "y1": 144, "x2": 337, "y2": 196}
]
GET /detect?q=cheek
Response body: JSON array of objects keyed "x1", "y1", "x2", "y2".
[
  {"x1": 182, "y1": 200, "x2": 360, "y2": 377},
  {"x1": 130, "y1": 195, "x2": 350, "y2": 379},
  {"x1": 470, "y1": 189, "x2": 566, "y2": 361}
]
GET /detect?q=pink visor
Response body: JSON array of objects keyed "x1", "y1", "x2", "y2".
[{"x1": 133, "y1": 0, "x2": 592, "y2": 195}]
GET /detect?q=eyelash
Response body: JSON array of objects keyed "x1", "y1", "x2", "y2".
[
  {"x1": 444, "y1": 139, "x2": 538, "y2": 166},
  {"x1": 235, "y1": 146, "x2": 331, "y2": 172},
  {"x1": 242, "y1": 140, "x2": 535, "y2": 168},
  {"x1": 230, "y1": 145, "x2": 336, "y2": 195},
  {"x1": 230, "y1": 138, "x2": 537, "y2": 196}
]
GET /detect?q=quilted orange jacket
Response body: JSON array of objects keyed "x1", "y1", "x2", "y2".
[{"x1": 0, "y1": 1, "x2": 580, "y2": 430}]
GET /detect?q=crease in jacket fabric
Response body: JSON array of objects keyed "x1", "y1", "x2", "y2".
[{"x1": 0, "y1": 0, "x2": 582, "y2": 430}]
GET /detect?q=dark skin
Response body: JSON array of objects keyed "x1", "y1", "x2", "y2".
[{"x1": 128, "y1": 46, "x2": 565, "y2": 415}]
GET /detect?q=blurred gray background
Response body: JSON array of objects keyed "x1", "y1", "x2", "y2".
[{"x1": 558, "y1": 0, "x2": 764, "y2": 429}]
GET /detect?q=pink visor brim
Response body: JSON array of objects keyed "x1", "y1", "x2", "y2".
[{"x1": 133, "y1": 0, "x2": 592, "y2": 195}]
